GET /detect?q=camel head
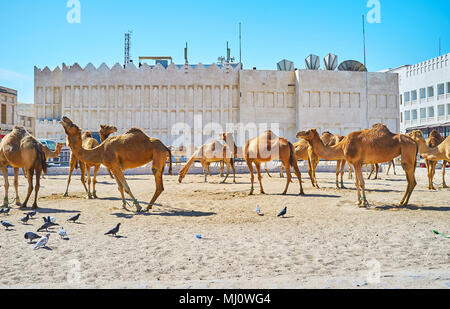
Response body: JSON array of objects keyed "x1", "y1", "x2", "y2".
[
  {"x1": 56, "y1": 143, "x2": 66, "y2": 150},
  {"x1": 60, "y1": 117, "x2": 81, "y2": 136},
  {"x1": 219, "y1": 132, "x2": 234, "y2": 144},
  {"x1": 82, "y1": 131, "x2": 93, "y2": 139},
  {"x1": 408, "y1": 130, "x2": 426, "y2": 144},
  {"x1": 100, "y1": 125, "x2": 118, "y2": 137},
  {"x1": 296, "y1": 129, "x2": 320, "y2": 142}
]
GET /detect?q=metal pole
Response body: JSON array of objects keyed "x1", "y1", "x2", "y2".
[{"x1": 239, "y1": 22, "x2": 242, "y2": 69}]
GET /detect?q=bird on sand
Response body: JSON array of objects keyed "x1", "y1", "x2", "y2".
[
  {"x1": 34, "y1": 234, "x2": 50, "y2": 250},
  {"x1": 24, "y1": 232, "x2": 41, "y2": 243},
  {"x1": 67, "y1": 213, "x2": 80, "y2": 223},
  {"x1": 58, "y1": 227, "x2": 67, "y2": 239},
  {"x1": 37, "y1": 221, "x2": 59, "y2": 232},
  {"x1": 256, "y1": 205, "x2": 261, "y2": 215},
  {"x1": 2, "y1": 208, "x2": 10, "y2": 216},
  {"x1": 43, "y1": 216, "x2": 56, "y2": 224},
  {"x1": 21, "y1": 214, "x2": 30, "y2": 225},
  {"x1": 1, "y1": 220, "x2": 14, "y2": 230},
  {"x1": 277, "y1": 206, "x2": 287, "y2": 218},
  {"x1": 105, "y1": 223, "x2": 121, "y2": 237},
  {"x1": 26, "y1": 210, "x2": 37, "y2": 218}
]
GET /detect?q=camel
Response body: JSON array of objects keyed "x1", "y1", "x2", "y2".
[
  {"x1": 64, "y1": 131, "x2": 101, "y2": 199},
  {"x1": 60, "y1": 117, "x2": 172, "y2": 212},
  {"x1": 100, "y1": 125, "x2": 118, "y2": 179},
  {"x1": 0, "y1": 126, "x2": 48, "y2": 209},
  {"x1": 408, "y1": 130, "x2": 449, "y2": 189},
  {"x1": 244, "y1": 130, "x2": 304, "y2": 195},
  {"x1": 178, "y1": 134, "x2": 236, "y2": 184},
  {"x1": 386, "y1": 160, "x2": 397, "y2": 176},
  {"x1": 297, "y1": 124, "x2": 418, "y2": 207},
  {"x1": 368, "y1": 160, "x2": 396, "y2": 179},
  {"x1": 23, "y1": 142, "x2": 65, "y2": 179}
]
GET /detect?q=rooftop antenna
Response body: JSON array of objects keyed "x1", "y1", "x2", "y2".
[
  {"x1": 439, "y1": 37, "x2": 441, "y2": 56},
  {"x1": 227, "y1": 41, "x2": 231, "y2": 63},
  {"x1": 239, "y1": 22, "x2": 242, "y2": 68},
  {"x1": 362, "y1": 15, "x2": 366, "y2": 68},
  {"x1": 124, "y1": 30, "x2": 132, "y2": 68},
  {"x1": 184, "y1": 42, "x2": 188, "y2": 64}
]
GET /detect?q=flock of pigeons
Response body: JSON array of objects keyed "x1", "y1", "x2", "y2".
[{"x1": 1, "y1": 208, "x2": 122, "y2": 250}]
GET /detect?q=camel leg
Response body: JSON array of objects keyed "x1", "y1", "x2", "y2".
[
  {"x1": 221, "y1": 160, "x2": 230, "y2": 184},
  {"x1": 374, "y1": 164, "x2": 379, "y2": 180},
  {"x1": 107, "y1": 168, "x2": 115, "y2": 179},
  {"x1": 443, "y1": 161, "x2": 448, "y2": 188},
  {"x1": 340, "y1": 161, "x2": 346, "y2": 189},
  {"x1": 92, "y1": 164, "x2": 100, "y2": 198},
  {"x1": 232, "y1": 159, "x2": 236, "y2": 183},
  {"x1": 64, "y1": 157, "x2": 77, "y2": 197},
  {"x1": 279, "y1": 164, "x2": 284, "y2": 178},
  {"x1": 202, "y1": 162, "x2": 208, "y2": 183},
  {"x1": 348, "y1": 164, "x2": 353, "y2": 180},
  {"x1": 112, "y1": 172, "x2": 126, "y2": 209},
  {"x1": 352, "y1": 163, "x2": 364, "y2": 206},
  {"x1": 399, "y1": 160, "x2": 417, "y2": 207},
  {"x1": 393, "y1": 160, "x2": 397, "y2": 175},
  {"x1": 312, "y1": 157, "x2": 320, "y2": 188},
  {"x1": 111, "y1": 167, "x2": 141, "y2": 212},
  {"x1": 425, "y1": 160, "x2": 435, "y2": 190},
  {"x1": 86, "y1": 165, "x2": 93, "y2": 200},
  {"x1": 358, "y1": 165, "x2": 369, "y2": 207},
  {"x1": 13, "y1": 168, "x2": 22, "y2": 207},
  {"x1": 246, "y1": 160, "x2": 255, "y2": 195},
  {"x1": 307, "y1": 158, "x2": 315, "y2": 188},
  {"x1": 147, "y1": 158, "x2": 166, "y2": 211},
  {"x1": 386, "y1": 161, "x2": 392, "y2": 176},
  {"x1": 219, "y1": 161, "x2": 224, "y2": 177},
  {"x1": 430, "y1": 161, "x2": 437, "y2": 190},
  {"x1": 254, "y1": 162, "x2": 265, "y2": 194},
  {"x1": 32, "y1": 168, "x2": 41, "y2": 209},
  {"x1": 1, "y1": 165, "x2": 10, "y2": 207},
  {"x1": 22, "y1": 168, "x2": 34, "y2": 208},
  {"x1": 80, "y1": 163, "x2": 91, "y2": 199},
  {"x1": 335, "y1": 160, "x2": 341, "y2": 189},
  {"x1": 265, "y1": 163, "x2": 272, "y2": 178},
  {"x1": 368, "y1": 164, "x2": 374, "y2": 180}
]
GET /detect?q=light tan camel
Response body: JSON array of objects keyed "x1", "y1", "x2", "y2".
[
  {"x1": 178, "y1": 135, "x2": 236, "y2": 184},
  {"x1": 60, "y1": 117, "x2": 172, "y2": 212},
  {"x1": 297, "y1": 124, "x2": 418, "y2": 207},
  {"x1": 100, "y1": 124, "x2": 118, "y2": 179},
  {"x1": 244, "y1": 130, "x2": 304, "y2": 195},
  {"x1": 64, "y1": 131, "x2": 101, "y2": 199},
  {"x1": 312, "y1": 132, "x2": 348, "y2": 189},
  {"x1": 23, "y1": 142, "x2": 65, "y2": 179},
  {"x1": 409, "y1": 130, "x2": 449, "y2": 189},
  {"x1": 421, "y1": 130, "x2": 447, "y2": 190},
  {"x1": 0, "y1": 126, "x2": 48, "y2": 209}
]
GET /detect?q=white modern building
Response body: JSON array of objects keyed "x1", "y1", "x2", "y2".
[
  {"x1": 33, "y1": 59, "x2": 400, "y2": 147},
  {"x1": 387, "y1": 53, "x2": 450, "y2": 137}
]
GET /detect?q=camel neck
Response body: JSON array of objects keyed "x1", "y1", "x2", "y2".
[
  {"x1": 68, "y1": 135, "x2": 103, "y2": 165},
  {"x1": 418, "y1": 139, "x2": 444, "y2": 161},
  {"x1": 309, "y1": 135, "x2": 344, "y2": 160}
]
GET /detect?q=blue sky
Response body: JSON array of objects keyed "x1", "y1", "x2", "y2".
[{"x1": 0, "y1": 0, "x2": 449, "y2": 103}]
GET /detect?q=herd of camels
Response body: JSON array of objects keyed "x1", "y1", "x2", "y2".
[{"x1": 0, "y1": 117, "x2": 448, "y2": 212}]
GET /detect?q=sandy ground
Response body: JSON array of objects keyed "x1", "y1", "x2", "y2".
[{"x1": 0, "y1": 166, "x2": 449, "y2": 289}]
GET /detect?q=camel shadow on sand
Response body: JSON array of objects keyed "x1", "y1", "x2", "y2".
[
  {"x1": 373, "y1": 204, "x2": 450, "y2": 212},
  {"x1": 111, "y1": 206, "x2": 216, "y2": 219}
]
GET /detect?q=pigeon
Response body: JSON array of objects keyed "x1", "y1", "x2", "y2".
[
  {"x1": 2, "y1": 208, "x2": 10, "y2": 216},
  {"x1": 256, "y1": 205, "x2": 262, "y2": 216},
  {"x1": 58, "y1": 227, "x2": 67, "y2": 239},
  {"x1": 1, "y1": 220, "x2": 14, "y2": 230},
  {"x1": 67, "y1": 213, "x2": 80, "y2": 223},
  {"x1": 105, "y1": 223, "x2": 121, "y2": 237},
  {"x1": 37, "y1": 221, "x2": 59, "y2": 232},
  {"x1": 33, "y1": 234, "x2": 50, "y2": 250},
  {"x1": 43, "y1": 216, "x2": 56, "y2": 224},
  {"x1": 21, "y1": 214, "x2": 30, "y2": 225},
  {"x1": 0, "y1": 209, "x2": 3, "y2": 215},
  {"x1": 24, "y1": 232, "x2": 41, "y2": 243},
  {"x1": 277, "y1": 206, "x2": 287, "y2": 218},
  {"x1": 26, "y1": 210, "x2": 37, "y2": 218}
]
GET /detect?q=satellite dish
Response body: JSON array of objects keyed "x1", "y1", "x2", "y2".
[
  {"x1": 305, "y1": 54, "x2": 320, "y2": 70},
  {"x1": 338, "y1": 60, "x2": 367, "y2": 72},
  {"x1": 277, "y1": 59, "x2": 295, "y2": 71},
  {"x1": 324, "y1": 54, "x2": 338, "y2": 71}
]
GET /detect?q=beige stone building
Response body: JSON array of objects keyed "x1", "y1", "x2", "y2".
[
  {"x1": 34, "y1": 62, "x2": 400, "y2": 147},
  {"x1": 17, "y1": 102, "x2": 35, "y2": 136},
  {"x1": 0, "y1": 86, "x2": 18, "y2": 138}
]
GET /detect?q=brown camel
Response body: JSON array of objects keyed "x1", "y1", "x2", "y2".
[
  {"x1": 64, "y1": 131, "x2": 101, "y2": 199},
  {"x1": 100, "y1": 124, "x2": 118, "y2": 179},
  {"x1": 23, "y1": 142, "x2": 65, "y2": 179},
  {"x1": 244, "y1": 130, "x2": 304, "y2": 195},
  {"x1": 60, "y1": 117, "x2": 172, "y2": 212},
  {"x1": 178, "y1": 135, "x2": 236, "y2": 184},
  {"x1": 0, "y1": 126, "x2": 48, "y2": 209},
  {"x1": 409, "y1": 130, "x2": 449, "y2": 189},
  {"x1": 297, "y1": 124, "x2": 418, "y2": 207}
]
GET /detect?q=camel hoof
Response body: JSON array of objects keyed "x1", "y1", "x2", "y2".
[
  {"x1": 16, "y1": 202, "x2": 22, "y2": 207},
  {"x1": 282, "y1": 192, "x2": 287, "y2": 195},
  {"x1": 443, "y1": 185, "x2": 449, "y2": 189},
  {"x1": 31, "y1": 205, "x2": 38, "y2": 210},
  {"x1": 299, "y1": 191, "x2": 305, "y2": 196}
]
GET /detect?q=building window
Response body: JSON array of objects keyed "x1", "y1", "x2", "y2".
[
  {"x1": 420, "y1": 108, "x2": 426, "y2": 119},
  {"x1": 400, "y1": 94, "x2": 403, "y2": 105},
  {"x1": 411, "y1": 109, "x2": 417, "y2": 120},
  {"x1": 1, "y1": 105, "x2": 6, "y2": 124},
  {"x1": 428, "y1": 106, "x2": 434, "y2": 118},
  {"x1": 427, "y1": 86, "x2": 434, "y2": 97},
  {"x1": 437, "y1": 83, "x2": 445, "y2": 95},
  {"x1": 447, "y1": 82, "x2": 450, "y2": 94},
  {"x1": 411, "y1": 90, "x2": 417, "y2": 101},
  {"x1": 404, "y1": 92, "x2": 410, "y2": 102},
  {"x1": 438, "y1": 104, "x2": 445, "y2": 116},
  {"x1": 400, "y1": 112, "x2": 403, "y2": 123},
  {"x1": 405, "y1": 110, "x2": 411, "y2": 121},
  {"x1": 420, "y1": 88, "x2": 426, "y2": 99},
  {"x1": 447, "y1": 104, "x2": 450, "y2": 115}
]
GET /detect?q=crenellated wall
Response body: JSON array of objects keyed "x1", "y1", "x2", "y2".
[{"x1": 34, "y1": 62, "x2": 399, "y2": 147}]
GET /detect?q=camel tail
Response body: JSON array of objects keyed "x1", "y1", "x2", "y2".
[
  {"x1": 166, "y1": 147, "x2": 173, "y2": 176},
  {"x1": 37, "y1": 147, "x2": 48, "y2": 175},
  {"x1": 288, "y1": 142, "x2": 300, "y2": 175}
]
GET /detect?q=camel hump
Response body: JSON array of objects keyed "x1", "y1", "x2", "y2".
[
  {"x1": 126, "y1": 127, "x2": 145, "y2": 135},
  {"x1": 428, "y1": 130, "x2": 444, "y2": 146},
  {"x1": 263, "y1": 130, "x2": 278, "y2": 139}
]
